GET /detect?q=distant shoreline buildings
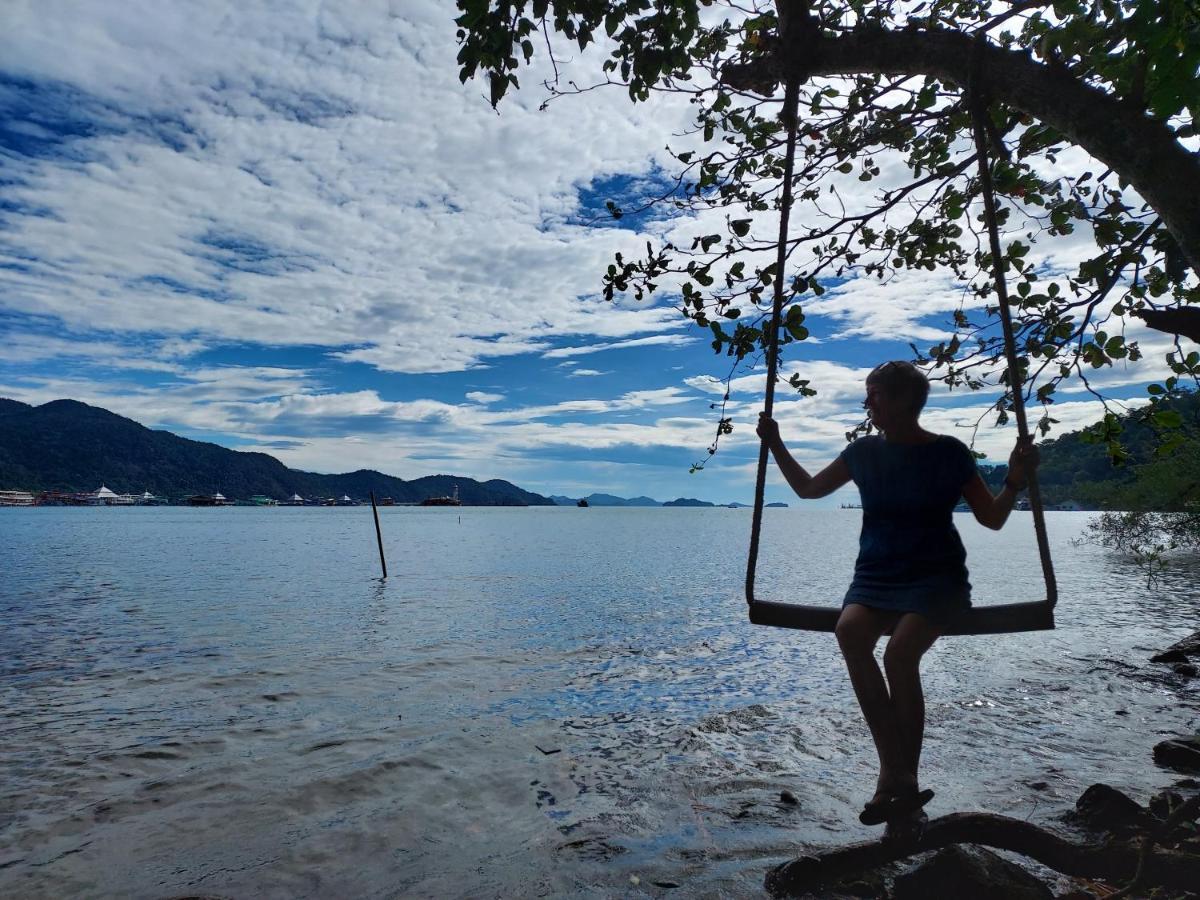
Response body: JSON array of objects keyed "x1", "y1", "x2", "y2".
[{"x1": 0, "y1": 485, "x2": 456, "y2": 507}]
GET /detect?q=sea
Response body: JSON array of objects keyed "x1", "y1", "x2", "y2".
[{"x1": 1, "y1": 507, "x2": 1198, "y2": 898}]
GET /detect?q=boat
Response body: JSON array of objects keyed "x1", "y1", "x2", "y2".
[
  {"x1": 0, "y1": 490, "x2": 35, "y2": 507},
  {"x1": 250, "y1": 495, "x2": 278, "y2": 506},
  {"x1": 187, "y1": 492, "x2": 232, "y2": 507},
  {"x1": 420, "y1": 484, "x2": 461, "y2": 507},
  {"x1": 577, "y1": 498, "x2": 589, "y2": 507},
  {"x1": 379, "y1": 497, "x2": 395, "y2": 506}
]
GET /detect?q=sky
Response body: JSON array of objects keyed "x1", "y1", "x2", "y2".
[{"x1": 0, "y1": 1, "x2": 1180, "y2": 505}]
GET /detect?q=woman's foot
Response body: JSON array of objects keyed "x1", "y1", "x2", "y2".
[{"x1": 859, "y1": 782, "x2": 933, "y2": 826}]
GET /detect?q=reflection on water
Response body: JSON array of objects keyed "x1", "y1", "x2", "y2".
[{"x1": 1, "y1": 508, "x2": 1197, "y2": 897}]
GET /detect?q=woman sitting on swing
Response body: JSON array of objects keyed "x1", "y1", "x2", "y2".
[{"x1": 757, "y1": 360, "x2": 1039, "y2": 825}]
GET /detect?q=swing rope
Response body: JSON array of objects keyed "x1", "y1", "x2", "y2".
[
  {"x1": 965, "y1": 36, "x2": 1057, "y2": 610},
  {"x1": 744, "y1": 71, "x2": 802, "y2": 608},
  {"x1": 745, "y1": 34, "x2": 1057, "y2": 629}
]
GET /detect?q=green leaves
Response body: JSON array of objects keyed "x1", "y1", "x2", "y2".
[{"x1": 451, "y1": 0, "x2": 1200, "y2": 463}]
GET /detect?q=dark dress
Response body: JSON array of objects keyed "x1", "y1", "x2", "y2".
[{"x1": 838, "y1": 434, "x2": 977, "y2": 624}]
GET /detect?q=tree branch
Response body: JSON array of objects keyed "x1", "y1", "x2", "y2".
[
  {"x1": 764, "y1": 811, "x2": 1200, "y2": 897},
  {"x1": 724, "y1": 26, "x2": 1200, "y2": 274}
]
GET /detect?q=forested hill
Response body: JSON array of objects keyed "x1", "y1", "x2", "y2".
[
  {"x1": 979, "y1": 390, "x2": 1200, "y2": 510},
  {"x1": 0, "y1": 399, "x2": 554, "y2": 505}
]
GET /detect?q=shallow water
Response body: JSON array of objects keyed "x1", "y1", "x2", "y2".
[{"x1": 1, "y1": 507, "x2": 1197, "y2": 898}]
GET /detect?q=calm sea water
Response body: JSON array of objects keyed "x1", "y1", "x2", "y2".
[{"x1": 2, "y1": 507, "x2": 1198, "y2": 898}]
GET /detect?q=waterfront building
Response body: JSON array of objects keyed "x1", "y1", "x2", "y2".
[{"x1": 90, "y1": 485, "x2": 134, "y2": 506}]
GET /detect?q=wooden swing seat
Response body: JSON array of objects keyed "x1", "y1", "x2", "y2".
[{"x1": 747, "y1": 599, "x2": 1054, "y2": 635}]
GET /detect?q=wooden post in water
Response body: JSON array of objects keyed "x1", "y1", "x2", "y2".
[{"x1": 369, "y1": 491, "x2": 388, "y2": 578}]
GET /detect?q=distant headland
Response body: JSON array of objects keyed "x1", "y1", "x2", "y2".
[
  {"x1": 0, "y1": 398, "x2": 550, "y2": 507},
  {"x1": 0, "y1": 398, "x2": 775, "y2": 509}
]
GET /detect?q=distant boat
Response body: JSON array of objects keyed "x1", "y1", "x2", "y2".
[
  {"x1": 577, "y1": 498, "x2": 589, "y2": 508},
  {"x1": 187, "y1": 492, "x2": 232, "y2": 507},
  {"x1": 0, "y1": 490, "x2": 35, "y2": 507},
  {"x1": 379, "y1": 497, "x2": 395, "y2": 506},
  {"x1": 420, "y1": 484, "x2": 461, "y2": 507},
  {"x1": 839, "y1": 502, "x2": 862, "y2": 509}
]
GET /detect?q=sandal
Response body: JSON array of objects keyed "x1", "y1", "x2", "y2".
[{"x1": 858, "y1": 787, "x2": 934, "y2": 825}]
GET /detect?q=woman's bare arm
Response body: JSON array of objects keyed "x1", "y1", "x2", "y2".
[
  {"x1": 962, "y1": 437, "x2": 1039, "y2": 530},
  {"x1": 962, "y1": 472, "x2": 1020, "y2": 530},
  {"x1": 758, "y1": 414, "x2": 852, "y2": 499}
]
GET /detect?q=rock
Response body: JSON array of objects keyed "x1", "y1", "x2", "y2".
[
  {"x1": 780, "y1": 789, "x2": 799, "y2": 805},
  {"x1": 1173, "y1": 663, "x2": 1198, "y2": 678},
  {"x1": 1152, "y1": 649, "x2": 1191, "y2": 664},
  {"x1": 892, "y1": 845, "x2": 1052, "y2": 900},
  {"x1": 1149, "y1": 789, "x2": 1185, "y2": 821},
  {"x1": 1071, "y1": 783, "x2": 1146, "y2": 832},
  {"x1": 1153, "y1": 630, "x2": 1200, "y2": 662},
  {"x1": 1154, "y1": 736, "x2": 1200, "y2": 773}
]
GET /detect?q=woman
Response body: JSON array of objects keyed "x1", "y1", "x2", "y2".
[{"x1": 757, "y1": 360, "x2": 1039, "y2": 826}]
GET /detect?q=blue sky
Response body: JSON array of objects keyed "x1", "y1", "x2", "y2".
[{"x1": 0, "y1": 1, "x2": 1172, "y2": 505}]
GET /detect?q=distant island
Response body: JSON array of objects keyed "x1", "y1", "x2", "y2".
[
  {"x1": 548, "y1": 493, "x2": 660, "y2": 507},
  {"x1": 549, "y1": 493, "x2": 789, "y2": 509},
  {"x1": 0, "y1": 399, "x2": 552, "y2": 506},
  {"x1": 0, "y1": 398, "x2": 787, "y2": 509}
]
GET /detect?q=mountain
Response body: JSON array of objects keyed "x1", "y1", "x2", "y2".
[
  {"x1": 549, "y1": 493, "x2": 663, "y2": 507},
  {"x1": 977, "y1": 389, "x2": 1200, "y2": 509},
  {"x1": 0, "y1": 399, "x2": 554, "y2": 505},
  {"x1": 586, "y1": 493, "x2": 661, "y2": 507},
  {"x1": 662, "y1": 497, "x2": 715, "y2": 507}
]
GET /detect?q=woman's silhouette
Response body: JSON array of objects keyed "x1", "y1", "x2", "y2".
[{"x1": 757, "y1": 360, "x2": 1039, "y2": 826}]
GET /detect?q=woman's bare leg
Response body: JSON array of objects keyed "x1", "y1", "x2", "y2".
[
  {"x1": 881, "y1": 613, "x2": 940, "y2": 786},
  {"x1": 834, "y1": 603, "x2": 906, "y2": 797}
]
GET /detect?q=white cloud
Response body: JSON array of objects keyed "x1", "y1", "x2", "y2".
[
  {"x1": 542, "y1": 333, "x2": 695, "y2": 359},
  {"x1": 465, "y1": 391, "x2": 504, "y2": 404},
  {"x1": 0, "y1": 1, "x2": 698, "y2": 374}
]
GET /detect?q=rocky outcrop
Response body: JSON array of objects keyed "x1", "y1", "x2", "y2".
[
  {"x1": 1154, "y1": 736, "x2": 1200, "y2": 774},
  {"x1": 1151, "y1": 630, "x2": 1200, "y2": 664},
  {"x1": 1068, "y1": 783, "x2": 1148, "y2": 834},
  {"x1": 892, "y1": 845, "x2": 1052, "y2": 900}
]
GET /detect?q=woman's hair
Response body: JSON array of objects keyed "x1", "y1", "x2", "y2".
[{"x1": 867, "y1": 360, "x2": 930, "y2": 415}]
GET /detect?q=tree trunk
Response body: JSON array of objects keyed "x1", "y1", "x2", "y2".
[
  {"x1": 1134, "y1": 307, "x2": 1200, "y2": 344},
  {"x1": 726, "y1": 25, "x2": 1200, "y2": 275},
  {"x1": 764, "y1": 811, "x2": 1199, "y2": 897}
]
